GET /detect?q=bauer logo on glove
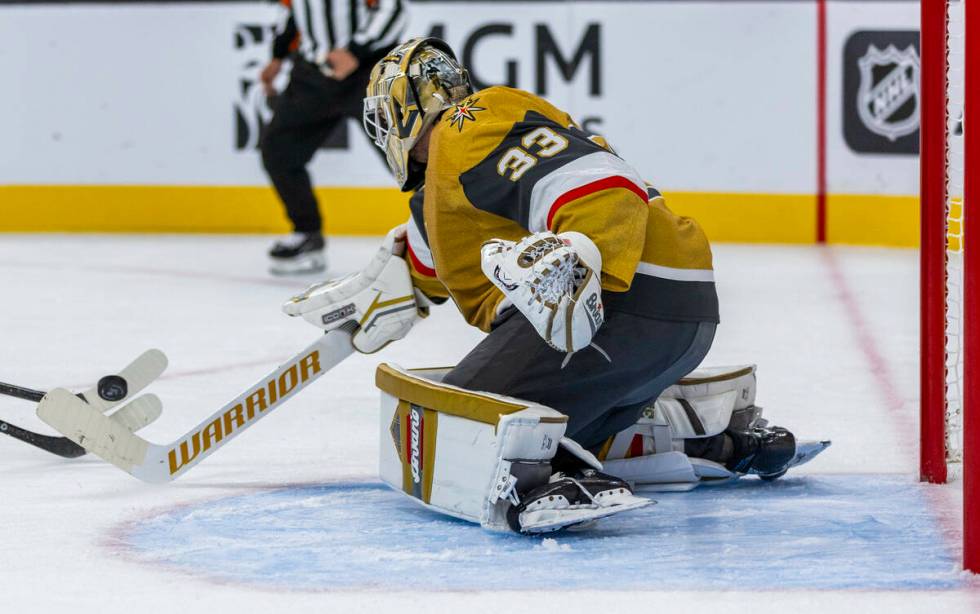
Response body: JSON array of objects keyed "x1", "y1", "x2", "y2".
[{"x1": 481, "y1": 231, "x2": 604, "y2": 353}]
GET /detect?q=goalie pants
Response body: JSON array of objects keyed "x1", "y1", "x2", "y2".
[
  {"x1": 260, "y1": 56, "x2": 388, "y2": 234},
  {"x1": 442, "y1": 307, "x2": 717, "y2": 452}
]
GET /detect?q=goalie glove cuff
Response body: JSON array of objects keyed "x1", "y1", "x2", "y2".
[{"x1": 481, "y1": 231, "x2": 604, "y2": 353}]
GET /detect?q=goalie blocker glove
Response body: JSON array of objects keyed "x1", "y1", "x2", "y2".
[
  {"x1": 481, "y1": 231, "x2": 604, "y2": 353},
  {"x1": 283, "y1": 226, "x2": 430, "y2": 354}
]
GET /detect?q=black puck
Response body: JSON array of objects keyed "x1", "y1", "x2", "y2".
[{"x1": 97, "y1": 375, "x2": 128, "y2": 402}]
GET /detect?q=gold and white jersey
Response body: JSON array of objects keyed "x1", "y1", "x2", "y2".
[{"x1": 403, "y1": 86, "x2": 719, "y2": 332}]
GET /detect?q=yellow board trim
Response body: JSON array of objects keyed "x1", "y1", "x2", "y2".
[
  {"x1": 825, "y1": 194, "x2": 920, "y2": 247},
  {"x1": 0, "y1": 185, "x2": 408, "y2": 234},
  {"x1": 0, "y1": 185, "x2": 921, "y2": 247},
  {"x1": 663, "y1": 191, "x2": 817, "y2": 244}
]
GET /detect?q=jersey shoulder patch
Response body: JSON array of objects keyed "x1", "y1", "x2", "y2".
[
  {"x1": 442, "y1": 86, "x2": 540, "y2": 131},
  {"x1": 445, "y1": 96, "x2": 488, "y2": 133}
]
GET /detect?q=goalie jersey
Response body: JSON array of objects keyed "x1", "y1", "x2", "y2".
[{"x1": 405, "y1": 86, "x2": 719, "y2": 332}]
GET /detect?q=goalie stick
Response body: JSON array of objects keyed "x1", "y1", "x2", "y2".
[
  {"x1": 0, "y1": 350, "x2": 168, "y2": 458},
  {"x1": 0, "y1": 382, "x2": 44, "y2": 403},
  {"x1": 1, "y1": 418, "x2": 87, "y2": 458},
  {"x1": 37, "y1": 327, "x2": 355, "y2": 482}
]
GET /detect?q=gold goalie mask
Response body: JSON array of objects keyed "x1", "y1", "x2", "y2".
[{"x1": 363, "y1": 38, "x2": 473, "y2": 191}]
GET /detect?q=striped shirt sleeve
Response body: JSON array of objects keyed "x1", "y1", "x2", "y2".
[
  {"x1": 348, "y1": 0, "x2": 406, "y2": 62},
  {"x1": 271, "y1": 0, "x2": 299, "y2": 59}
]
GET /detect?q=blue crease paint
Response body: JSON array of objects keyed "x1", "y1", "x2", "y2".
[{"x1": 120, "y1": 475, "x2": 963, "y2": 591}]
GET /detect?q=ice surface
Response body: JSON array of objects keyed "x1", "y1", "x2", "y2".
[
  {"x1": 121, "y1": 476, "x2": 959, "y2": 591},
  {"x1": 1, "y1": 235, "x2": 978, "y2": 613}
]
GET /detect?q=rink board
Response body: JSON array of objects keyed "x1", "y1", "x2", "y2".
[{"x1": 118, "y1": 474, "x2": 963, "y2": 592}]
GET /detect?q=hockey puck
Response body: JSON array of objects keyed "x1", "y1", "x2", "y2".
[{"x1": 97, "y1": 375, "x2": 128, "y2": 402}]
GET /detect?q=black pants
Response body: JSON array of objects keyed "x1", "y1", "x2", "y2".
[
  {"x1": 260, "y1": 58, "x2": 384, "y2": 233},
  {"x1": 442, "y1": 308, "x2": 717, "y2": 451}
]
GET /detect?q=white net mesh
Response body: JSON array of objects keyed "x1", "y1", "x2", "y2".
[{"x1": 946, "y1": 0, "x2": 966, "y2": 464}]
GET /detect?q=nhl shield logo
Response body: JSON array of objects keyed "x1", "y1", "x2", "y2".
[{"x1": 856, "y1": 44, "x2": 920, "y2": 142}]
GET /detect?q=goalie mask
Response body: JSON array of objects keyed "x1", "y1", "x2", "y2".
[{"x1": 363, "y1": 37, "x2": 473, "y2": 191}]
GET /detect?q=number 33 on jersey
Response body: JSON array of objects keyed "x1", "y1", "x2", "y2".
[
  {"x1": 407, "y1": 86, "x2": 719, "y2": 334},
  {"x1": 497, "y1": 126, "x2": 570, "y2": 181}
]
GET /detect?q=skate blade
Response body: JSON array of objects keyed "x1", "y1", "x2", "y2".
[
  {"x1": 750, "y1": 439, "x2": 831, "y2": 480},
  {"x1": 787, "y1": 439, "x2": 832, "y2": 469},
  {"x1": 269, "y1": 252, "x2": 327, "y2": 276}
]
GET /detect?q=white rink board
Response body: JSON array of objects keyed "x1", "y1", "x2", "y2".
[
  {"x1": 826, "y1": 0, "x2": 920, "y2": 195},
  {"x1": 424, "y1": 1, "x2": 817, "y2": 193},
  {"x1": 2, "y1": 1, "x2": 818, "y2": 193}
]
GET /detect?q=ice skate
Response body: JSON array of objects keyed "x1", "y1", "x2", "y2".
[
  {"x1": 726, "y1": 424, "x2": 797, "y2": 480},
  {"x1": 725, "y1": 420, "x2": 831, "y2": 480},
  {"x1": 725, "y1": 408, "x2": 831, "y2": 480},
  {"x1": 506, "y1": 469, "x2": 651, "y2": 534},
  {"x1": 268, "y1": 232, "x2": 326, "y2": 275}
]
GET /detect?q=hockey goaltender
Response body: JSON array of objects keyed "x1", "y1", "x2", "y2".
[
  {"x1": 282, "y1": 38, "x2": 831, "y2": 533},
  {"x1": 32, "y1": 37, "x2": 829, "y2": 531}
]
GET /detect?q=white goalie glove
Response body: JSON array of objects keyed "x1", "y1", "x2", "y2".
[
  {"x1": 481, "y1": 231, "x2": 604, "y2": 353},
  {"x1": 282, "y1": 226, "x2": 428, "y2": 354}
]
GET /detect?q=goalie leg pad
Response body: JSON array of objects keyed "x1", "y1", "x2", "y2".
[
  {"x1": 662, "y1": 364, "x2": 757, "y2": 410},
  {"x1": 375, "y1": 364, "x2": 650, "y2": 532},
  {"x1": 598, "y1": 365, "x2": 758, "y2": 488},
  {"x1": 601, "y1": 388, "x2": 739, "y2": 464},
  {"x1": 600, "y1": 364, "x2": 831, "y2": 488},
  {"x1": 603, "y1": 364, "x2": 759, "y2": 457}
]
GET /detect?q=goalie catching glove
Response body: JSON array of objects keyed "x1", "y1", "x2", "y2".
[
  {"x1": 282, "y1": 226, "x2": 429, "y2": 353},
  {"x1": 481, "y1": 231, "x2": 604, "y2": 353}
]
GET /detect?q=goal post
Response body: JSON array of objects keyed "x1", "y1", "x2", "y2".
[
  {"x1": 920, "y1": 0, "x2": 950, "y2": 487},
  {"x1": 965, "y1": 0, "x2": 979, "y2": 574},
  {"x1": 920, "y1": 0, "x2": 978, "y2": 572}
]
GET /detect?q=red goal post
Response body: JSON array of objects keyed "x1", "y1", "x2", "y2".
[{"x1": 920, "y1": 0, "x2": 978, "y2": 571}]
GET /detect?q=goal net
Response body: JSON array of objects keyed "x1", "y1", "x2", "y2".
[
  {"x1": 946, "y1": 0, "x2": 966, "y2": 470},
  {"x1": 920, "y1": 0, "x2": 977, "y2": 571}
]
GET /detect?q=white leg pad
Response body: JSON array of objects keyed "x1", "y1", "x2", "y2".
[
  {"x1": 597, "y1": 364, "x2": 759, "y2": 488},
  {"x1": 376, "y1": 363, "x2": 576, "y2": 531},
  {"x1": 662, "y1": 364, "x2": 757, "y2": 410},
  {"x1": 602, "y1": 389, "x2": 738, "y2": 466},
  {"x1": 656, "y1": 390, "x2": 739, "y2": 440}
]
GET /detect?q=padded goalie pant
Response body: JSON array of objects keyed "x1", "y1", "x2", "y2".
[{"x1": 442, "y1": 307, "x2": 717, "y2": 453}]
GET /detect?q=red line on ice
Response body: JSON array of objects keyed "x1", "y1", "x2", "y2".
[{"x1": 821, "y1": 248, "x2": 974, "y2": 588}]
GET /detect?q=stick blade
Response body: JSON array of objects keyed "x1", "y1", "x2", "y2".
[
  {"x1": 109, "y1": 394, "x2": 163, "y2": 433},
  {"x1": 38, "y1": 388, "x2": 151, "y2": 477},
  {"x1": 79, "y1": 349, "x2": 169, "y2": 413}
]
